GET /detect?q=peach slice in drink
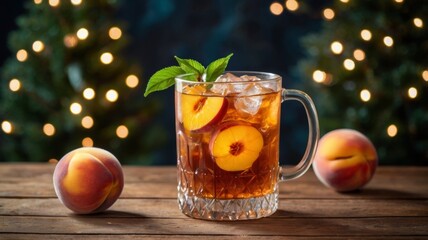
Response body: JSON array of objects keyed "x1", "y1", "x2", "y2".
[
  {"x1": 210, "y1": 123, "x2": 264, "y2": 171},
  {"x1": 180, "y1": 87, "x2": 228, "y2": 132}
]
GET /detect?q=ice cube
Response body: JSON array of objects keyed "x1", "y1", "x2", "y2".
[
  {"x1": 234, "y1": 83, "x2": 265, "y2": 116},
  {"x1": 211, "y1": 73, "x2": 263, "y2": 95}
]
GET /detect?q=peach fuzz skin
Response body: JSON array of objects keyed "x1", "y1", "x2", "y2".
[
  {"x1": 312, "y1": 129, "x2": 378, "y2": 192},
  {"x1": 53, "y1": 147, "x2": 124, "y2": 214}
]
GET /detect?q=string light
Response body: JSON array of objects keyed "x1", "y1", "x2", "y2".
[
  {"x1": 34, "y1": 0, "x2": 42, "y2": 4},
  {"x1": 76, "y1": 28, "x2": 89, "y2": 40},
  {"x1": 16, "y1": 49, "x2": 28, "y2": 62},
  {"x1": 269, "y1": 2, "x2": 283, "y2": 15},
  {"x1": 81, "y1": 116, "x2": 94, "y2": 129},
  {"x1": 108, "y1": 27, "x2": 122, "y2": 40},
  {"x1": 83, "y1": 88, "x2": 95, "y2": 100},
  {"x1": 70, "y1": 102, "x2": 82, "y2": 115},
  {"x1": 312, "y1": 70, "x2": 326, "y2": 83},
  {"x1": 9, "y1": 79, "x2": 21, "y2": 92},
  {"x1": 116, "y1": 125, "x2": 129, "y2": 138},
  {"x1": 48, "y1": 0, "x2": 60, "y2": 7},
  {"x1": 383, "y1": 36, "x2": 394, "y2": 47},
  {"x1": 285, "y1": 0, "x2": 299, "y2": 11},
  {"x1": 82, "y1": 137, "x2": 93, "y2": 147},
  {"x1": 353, "y1": 49, "x2": 365, "y2": 61},
  {"x1": 106, "y1": 89, "x2": 118, "y2": 102},
  {"x1": 323, "y1": 8, "x2": 335, "y2": 20},
  {"x1": 32, "y1": 40, "x2": 45, "y2": 53},
  {"x1": 413, "y1": 18, "x2": 423, "y2": 28},
  {"x1": 422, "y1": 70, "x2": 428, "y2": 81},
  {"x1": 408, "y1": 87, "x2": 418, "y2": 99},
  {"x1": 43, "y1": 123, "x2": 55, "y2": 136},
  {"x1": 360, "y1": 29, "x2": 372, "y2": 41},
  {"x1": 126, "y1": 74, "x2": 139, "y2": 88},
  {"x1": 387, "y1": 124, "x2": 398, "y2": 137},
  {"x1": 360, "y1": 89, "x2": 371, "y2": 102},
  {"x1": 100, "y1": 52, "x2": 113, "y2": 64},
  {"x1": 71, "y1": 0, "x2": 82, "y2": 6},
  {"x1": 331, "y1": 41, "x2": 343, "y2": 54},
  {"x1": 343, "y1": 59, "x2": 355, "y2": 70},
  {"x1": 1, "y1": 121, "x2": 13, "y2": 134},
  {"x1": 64, "y1": 34, "x2": 78, "y2": 48}
]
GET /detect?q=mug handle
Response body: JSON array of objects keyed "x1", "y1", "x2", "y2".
[{"x1": 279, "y1": 89, "x2": 319, "y2": 181}]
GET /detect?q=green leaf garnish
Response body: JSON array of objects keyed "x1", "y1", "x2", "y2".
[
  {"x1": 204, "y1": 53, "x2": 234, "y2": 83},
  {"x1": 144, "y1": 66, "x2": 185, "y2": 97},
  {"x1": 144, "y1": 53, "x2": 234, "y2": 97}
]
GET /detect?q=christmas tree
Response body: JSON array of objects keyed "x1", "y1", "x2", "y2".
[
  {"x1": 298, "y1": 0, "x2": 427, "y2": 165},
  {"x1": 0, "y1": 0, "x2": 165, "y2": 164}
]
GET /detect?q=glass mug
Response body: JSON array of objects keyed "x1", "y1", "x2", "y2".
[{"x1": 175, "y1": 71, "x2": 319, "y2": 220}]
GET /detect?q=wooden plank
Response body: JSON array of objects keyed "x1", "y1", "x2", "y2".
[
  {"x1": 1, "y1": 198, "x2": 427, "y2": 218},
  {"x1": 2, "y1": 216, "x2": 428, "y2": 236},
  {"x1": 2, "y1": 234, "x2": 427, "y2": 240},
  {"x1": 1, "y1": 164, "x2": 427, "y2": 199}
]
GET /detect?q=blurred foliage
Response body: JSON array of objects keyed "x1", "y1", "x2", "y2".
[{"x1": 298, "y1": 0, "x2": 428, "y2": 165}]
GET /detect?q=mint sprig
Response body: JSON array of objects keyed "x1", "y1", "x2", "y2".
[{"x1": 144, "y1": 53, "x2": 233, "y2": 97}]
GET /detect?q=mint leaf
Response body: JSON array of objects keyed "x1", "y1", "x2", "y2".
[
  {"x1": 144, "y1": 66, "x2": 185, "y2": 97},
  {"x1": 174, "y1": 56, "x2": 205, "y2": 75},
  {"x1": 204, "y1": 53, "x2": 234, "y2": 82}
]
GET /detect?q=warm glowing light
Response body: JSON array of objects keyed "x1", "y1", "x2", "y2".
[
  {"x1": 9, "y1": 79, "x2": 21, "y2": 92},
  {"x1": 81, "y1": 116, "x2": 94, "y2": 129},
  {"x1": 408, "y1": 87, "x2": 418, "y2": 99},
  {"x1": 70, "y1": 102, "x2": 82, "y2": 115},
  {"x1": 323, "y1": 8, "x2": 335, "y2": 20},
  {"x1": 82, "y1": 137, "x2": 93, "y2": 147},
  {"x1": 1, "y1": 121, "x2": 13, "y2": 134},
  {"x1": 126, "y1": 74, "x2": 139, "y2": 88},
  {"x1": 34, "y1": 0, "x2": 43, "y2": 4},
  {"x1": 106, "y1": 89, "x2": 119, "y2": 102},
  {"x1": 76, "y1": 28, "x2": 89, "y2": 40},
  {"x1": 49, "y1": 0, "x2": 60, "y2": 7},
  {"x1": 32, "y1": 40, "x2": 45, "y2": 53},
  {"x1": 71, "y1": 0, "x2": 82, "y2": 5},
  {"x1": 64, "y1": 34, "x2": 78, "y2": 48},
  {"x1": 383, "y1": 36, "x2": 394, "y2": 47},
  {"x1": 83, "y1": 88, "x2": 95, "y2": 100},
  {"x1": 394, "y1": 0, "x2": 403, "y2": 3},
  {"x1": 361, "y1": 29, "x2": 372, "y2": 41},
  {"x1": 43, "y1": 123, "x2": 55, "y2": 136},
  {"x1": 360, "y1": 89, "x2": 371, "y2": 102},
  {"x1": 16, "y1": 49, "x2": 28, "y2": 62},
  {"x1": 340, "y1": 0, "x2": 349, "y2": 2},
  {"x1": 331, "y1": 41, "x2": 343, "y2": 54},
  {"x1": 387, "y1": 124, "x2": 398, "y2": 137},
  {"x1": 413, "y1": 18, "x2": 423, "y2": 28},
  {"x1": 48, "y1": 158, "x2": 58, "y2": 164},
  {"x1": 285, "y1": 0, "x2": 299, "y2": 11},
  {"x1": 109, "y1": 27, "x2": 122, "y2": 40},
  {"x1": 116, "y1": 125, "x2": 129, "y2": 139},
  {"x1": 269, "y1": 2, "x2": 283, "y2": 15},
  {"x1": 422, "y1": 70, "x2": 428, "y2": 81},
  {"x1": 343, "y1": 59, "x2": 355, "y2": 71},
  {"x1": 100, "y1": 52, "x2": 113, "y2": 64},
  {"x1": 353, "y1": 49, "x2": 365, "y2": 61},
  {"x1": 312, "y1": 70, "x2": 326, "y2": 83}
]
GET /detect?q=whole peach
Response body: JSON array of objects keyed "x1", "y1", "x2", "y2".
[
  {"x1": 312, "y1": 129, "x2": 378, "y2": 192},
  {"x1": 53, "y1": 147, "x2": 124, "y2": 214}
]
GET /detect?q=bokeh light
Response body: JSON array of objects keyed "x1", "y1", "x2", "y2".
[
  {"x1": 76, "y1": 28, "x2": 89, "y2": 40},
  {"x1": 126, "y1": 74, "x2": 139, "y2": 88},
  {"x1": 64, "y1": 34, "x2": 78, "y2": 48},
  {"x1": 83, "y1": 88, "x2": 95, "y2": 100},
  {"x1": 361, "y1": 29, "x2": 372, "y2": 41},
  {"x1": 43, "y1": 123, "x2": 55, "y2": 136},
  {"x1": 106, "y1": 89, "x2": 119, "y2": 102},
  {"x1": 360, "y1": 89, "x2": 371, "y2": 102},
  {"x1": 71, "y1": 0, "x2": 82, "y2": 6},
  {"x1": 312, "y1": 70, "x2": 326, "y2": 83},
  {"x1": 285, "y1": 0, "x2": 299, "y2": 11},
  {"x1": 269, "y1": 2, "x2": 283, "y2": 15},
  {"x1": 109, "y1": 27, "x2": 122, "y2": 40},
  {"x1": 353, "y1": 49, "x2": 365, "y2": 61},
  {"x1": 70, "y1": 102, "x2": 82, "y2": 115},
  {"x1": 116, "y1": 125, "x2": 129, "y2": 138},
  {"x1": 16, "y1": 49, "x2": 28, "y2": 62},
  {"x1": 408, "y1": 87, "x2": 417, "y2": 99},
  {"x1": 82, "y1": 137, "x2": 93, "y2": 147},
  {"x1": 81, "y1": 116, "x2": 94, "y2": 129},
  {"x1": 32, "y1": 40, "x2": 45, "y2": 53},
  {"x1": 383, "y1": 36, "x2": 394, "y2": 47},
  {"x1": 48, "y1": 0, "x2": 60, "y2": 7},
  {"x1": 9, "y1": 79, "x2": 21, "y2": 92},
  {"x1": 423, "y1": 70, "x2": 428, "y2": 81},
  {"x1": 331, "y1": 41, "x2": 343, "y2": 54},
  {"x1": 34, "y1": 0, "x2": 43, "y2": 4},
  {"x1": 100, "y1": 52, "x2": 113, "y2": 64},
  {"x1": 387, "y1": 124, "x2": 398, "y2": 137},
  {"x1": 343, "y1": 59, "x2": 355, "y2": 70},
  {"x1": 1, "y1": 121, "x2": 13, "y2": 134},
  {"x1": 323, "y1": 8, "x2": 335, "y2": 20}
]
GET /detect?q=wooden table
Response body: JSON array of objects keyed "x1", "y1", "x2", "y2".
[{"x1": 1, "y1": 163, "x2": 427, "y2": 239}]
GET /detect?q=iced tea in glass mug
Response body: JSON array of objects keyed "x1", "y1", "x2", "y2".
[{"x1": 175, "y1": 71, "x2": 319, "y2": 220}]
